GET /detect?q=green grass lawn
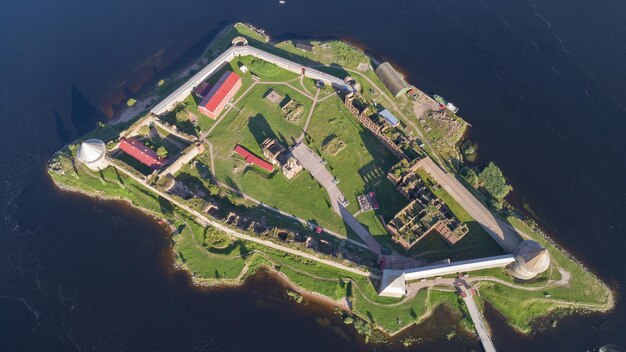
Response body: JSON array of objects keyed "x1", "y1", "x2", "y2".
[
  {"x1": 474, "y1": 217, "x2": 613, "y2": 332},
  {"x1": 173, "y1": 219, "x2": 247, "y2": 280},
  {"x1": 304, "y1": 94, "x2": 408, "y2": 244},
  {"x1": 305, "y1": 97, "x2": 407, "y2": 216},
  {"x1": 207, "y1": 81, "x2": 347, "y2": 235}
]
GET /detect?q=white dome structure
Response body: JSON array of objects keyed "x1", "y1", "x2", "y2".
[
  {"x1": 76, "y1": 139, "x2": 108, "y2": 171},
  {"x1": 508, "y1": 240, "x2": 550, "y2": 280}
]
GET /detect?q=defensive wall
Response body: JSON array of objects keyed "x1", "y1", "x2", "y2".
[
  {"x1": 379, "y1": 254, "x2": 515, "y2": 297},
  {"x1": 151, "y1": 45, "x2": 352, "y2": 116}
]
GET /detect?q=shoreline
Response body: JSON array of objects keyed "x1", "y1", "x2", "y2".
[
  {"x1": 48, "y1": 22, "x2": 615, "y2": 340},
  {"x1": 48, "y1": 134, "x2": 615, "y2": 340},
  {"x1": 49, "y1": 175, "x2": 464, "y2": 340}
]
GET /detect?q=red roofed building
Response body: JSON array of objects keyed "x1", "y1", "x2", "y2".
[
  {"x1": 233, "y1": 144, "x2": 274, "y2": 172},
  {"x1": 119, "y1": 137, "x2": 165, "y2": 169},
  {"x1": 199, "y1": 71, "x2": 242, "y2": 119}
]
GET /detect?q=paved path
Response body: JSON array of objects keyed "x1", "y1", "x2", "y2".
[
  {"x1": 417, "y1": 157, "x2": 522, "y2": 253},
  {"x1": 107, "y1": 158, "x2": 371, "y2": 278},
  {"x1": 291, "y1": 143, "x2": 382, "y2": 255}
]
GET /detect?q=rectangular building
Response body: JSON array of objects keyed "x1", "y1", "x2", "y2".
[
  {"x1": 233, "y1": 144, "x2": 274, "y2": 172},
  {"x1": 119, "y1": 137, "x2": 164, "y2": 169},
  {"x1": 199, "y1": 71, "x2": 242, "y2": 119},
  {"x1": 295, "y1": 41, "x2": 314, "y2": 52},
  {"x1": 375, "y1": 62, "x2": 410, "y2": 97}
]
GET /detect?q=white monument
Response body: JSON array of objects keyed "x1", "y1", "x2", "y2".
[{"x1": 76, "y1": 139, "x2": 108, "y2": 171}]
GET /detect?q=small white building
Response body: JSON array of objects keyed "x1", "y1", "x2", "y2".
[{"x1": 76, "y1": 139, "x2": 108, "y2": 171}]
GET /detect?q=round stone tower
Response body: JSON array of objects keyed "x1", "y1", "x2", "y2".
[
  {"x1": 76, "y1": 139, "x2": 108, "y2": 171},
  {"x1": 507, "y1": 240, "x2": 550, "y2": 280}
]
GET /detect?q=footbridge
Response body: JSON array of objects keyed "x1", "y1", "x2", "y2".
[
  {"x1": 456, "y1": 280, "x2": 497, "y2": 352},
  {"x1": 151, "y1": 45, "x2": 351, "y2": 116}
]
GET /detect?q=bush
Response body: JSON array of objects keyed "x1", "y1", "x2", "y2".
[
  {"x1": 353, "y1": 317, "x2": 373, "y2": 343},
  {"x1": 138, "y1": 125, "x2": 151, "y2": 137},
  {"x1": 208, "y1": 184, "x2": 220, "y2": 196},
  {"x1": 157, "y1": 146, "x2": 168, "y2": 159},
  {"x1": 127, "y1": 98, "x2": 137, "y2": 107},
  {"x1": 478, "y1": 162, "x2": 512, "y2": 201}
]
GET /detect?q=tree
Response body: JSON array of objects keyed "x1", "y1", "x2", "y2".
[
  {"x1": 138, "y1": 125, "x2": 151, "y2": 137},
  {"x1": 126, "y1": 98, "x2": 137, "y2": 107},
  {"x1": 156, "y1": 146, "x2": 168, "y2": 159},
  {"x1": 208, "y1": 184, "x2": 220, "y2": 196},
  {"x1": 478, "y1": 162, "x2": 512, "y2": 201}
]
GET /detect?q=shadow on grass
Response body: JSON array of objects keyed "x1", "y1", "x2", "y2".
[
  {"x1": 248, "y1": 113, "x2": 285, "y2": 146},
  {"x1": 158, "y1": 196, "x2": 173, "y2": 215},
  {"x1": 408, "y1": 221, "x2": 504, "y2": 263}
]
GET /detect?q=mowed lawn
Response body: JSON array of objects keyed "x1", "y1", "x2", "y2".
[
  {"x1": 304, "y1": 95, "x2": 408, "y2": 243},
  {"x1": 208, "y1": 82, "x2": 347, "y2": 235}
]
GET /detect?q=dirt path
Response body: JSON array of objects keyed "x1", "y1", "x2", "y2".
[
  {"x1": 298, "y1": 87, "x2": 320, "y2": 142},
  {"x1": 338, "y1": 67, "x2": 445, "y2": 167},
  {"x1": 108, "y1": 158, "x2": 373, "y2": 278}
]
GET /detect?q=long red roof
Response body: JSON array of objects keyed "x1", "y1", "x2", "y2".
[
  {"x1": 200, "y1": 71, "x2": 241, "y2": 113},
  {"x1": 233, "y1": 144, "x2": 274, "y2": 172},
  {"x1": 119, "y1": 137, "x2": 164, "y2": 169}
]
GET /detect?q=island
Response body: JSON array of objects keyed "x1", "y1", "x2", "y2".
[{"x1": 48, "y1": 23, "x2": 613, "y2": 348}]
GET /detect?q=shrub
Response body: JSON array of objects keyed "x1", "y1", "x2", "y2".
[
  {"x1": 478, "y1": 162, "x2": 512, "y2": 201},
  {"x1": 208, "y1": 184, "x2": 220, "y2": 196},
  {"x1": 138, "y1": 125, "x2": 151, "y2": 137},
  {"x1": 157, "y1": 146, "x2": 168, "y2": 159}
]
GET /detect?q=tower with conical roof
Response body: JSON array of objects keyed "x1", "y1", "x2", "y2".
[
  {"x1": 76, "y1": 139, "x2": 108, "y2": 171},
  {"x1": 507, "y1": 240, "x2": 550, "y2": 280}
]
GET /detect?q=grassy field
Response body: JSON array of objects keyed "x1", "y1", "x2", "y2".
[
  {"x1": 174, "y1": 219, "x2": 247, "y2": 280},
  {"x1": 45, "y1": 149, "x2": 488, "y2": 335},
  {"x1": 303, "y1": 94, "x2": 408, "y2": 244},
  {"x1": 206, "y1": 79, "x2": 347, "y2": 235},
  {"x1": 473, "y1": 217, "x2": 613, "y2": 332},
  {"x1": 304, "y1": 96, "x2": 406, "y2": 214}
]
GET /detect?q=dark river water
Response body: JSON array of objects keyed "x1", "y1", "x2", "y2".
[{"x1": 2, "y1": 0, "x2": 626, "y2": 351}]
